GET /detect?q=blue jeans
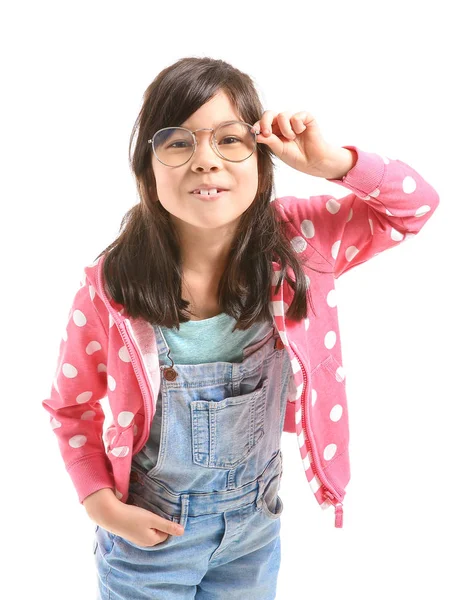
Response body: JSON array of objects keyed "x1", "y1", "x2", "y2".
[{"x1": 94, "y1": 322, "x2": 292, "y2": 599}]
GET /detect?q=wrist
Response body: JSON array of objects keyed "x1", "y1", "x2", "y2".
[
  {"x1": 320, "y1": 147, "x2": 357, "y2": 180},
  {"x1": 83, "y1": 487, "x2": 120, "y2": 523}
]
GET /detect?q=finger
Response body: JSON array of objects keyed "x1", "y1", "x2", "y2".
[
  {"x1": 290, "y1": 111, "x2": 309, "y2": 134},
  {"x1": 252, "y1": 110, "x2": 277, "y2": 137},
  {"x1": 276, "y1": 112, "x2": 297, "y2": 140},
  {"x1": 152, "y1": 514, "x2": 184, "y2": 536}
]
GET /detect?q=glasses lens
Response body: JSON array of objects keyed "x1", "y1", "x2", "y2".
[
  {"x1": 153, "y1": 128, "x2": 195, "y2": 167},
  {"x1": 152, "y1": 122, "x2": 255, "y2": 166},
  {"x1": 214, "y1": 122, "x2": 255, "y2": 162}
]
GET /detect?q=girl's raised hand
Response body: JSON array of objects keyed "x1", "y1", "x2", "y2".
[{"x1": 251, "y1": 110, "x2": 336, "y2": 178}]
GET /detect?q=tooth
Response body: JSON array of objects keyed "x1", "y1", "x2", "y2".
[{"x1": 199, "y1": 189, "x2": 218, "y2": 195}]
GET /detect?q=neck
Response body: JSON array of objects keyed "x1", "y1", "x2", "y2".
[{"x1": 173, "y1": 218, "x2": 236, "y2": 276}]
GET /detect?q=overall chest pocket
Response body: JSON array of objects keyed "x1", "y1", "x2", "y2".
[{"x1": 190, "y1": 378, "x2": 268, "y2": 469}]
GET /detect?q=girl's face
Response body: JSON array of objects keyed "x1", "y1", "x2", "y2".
[{"x1": 151, "y1": 90, "x2": 259, "y2": 232}]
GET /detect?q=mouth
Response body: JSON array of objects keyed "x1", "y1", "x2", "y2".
[{"x1": 189, "y1": 189, "x2": 229, "y2": 201}]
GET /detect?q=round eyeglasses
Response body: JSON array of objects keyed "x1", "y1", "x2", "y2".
[{"x1": 148, "y1": 120, "x2": 258, "y2": 167}]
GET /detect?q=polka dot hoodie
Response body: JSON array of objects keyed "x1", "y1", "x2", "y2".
[{"x1": 42, "y1": 145, "x2": 439, "y2": 528}]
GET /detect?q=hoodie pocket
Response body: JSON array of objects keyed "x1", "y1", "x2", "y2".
[{"x1": 309, "y1": 354, "x2": 348, "y2": 486}]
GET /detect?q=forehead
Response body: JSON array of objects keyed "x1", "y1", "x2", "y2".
[{"x1": 180, "y1": 91, "x2": 241, "y2": 129}]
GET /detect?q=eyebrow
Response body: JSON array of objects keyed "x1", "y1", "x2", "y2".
[{"x1": 181, "y1": 119, "x2": 239, "y2": 130}]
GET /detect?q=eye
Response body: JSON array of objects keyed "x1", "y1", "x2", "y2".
[
  {"x1": 169, "y1": 141, "x2": 192, "y2": 149},
  {"x1": 219, "y1": 136, "x2": 241, "y2": 145}
]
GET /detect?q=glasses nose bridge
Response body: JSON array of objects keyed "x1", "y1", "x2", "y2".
[
  {"x1": 192, "y1": 127, "x2": 215, "y2": 143},
  {"x1": 191, "y1": 127, "x2": 218, "y2": 158}
]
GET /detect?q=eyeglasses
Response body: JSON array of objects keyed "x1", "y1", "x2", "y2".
[{"x1": 148, "y1": 120, "x2": 258, "y2": 167}]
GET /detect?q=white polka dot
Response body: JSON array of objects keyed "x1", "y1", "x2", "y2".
[
  {"x1": 111, "y1": 446, "x2": 130, "y2": 458},
  {"x1": 81, "y1": 410, "x2": 96, "y2": 420},
  {"x1": 291, "y1": 236, "x2": 307, "y2": 253},
  {"x1": 97, "y1": 363, "x2": 107, "y2": 373},
  {"x1": 51, "y1": 417, "x2": 61, "y2": 429},
  {"x1": 391, "y1": 228, "x2": 404, "y2": 242},
  {"x1": 326, "y1": 198, "x2": 341, "y2": 214},
  {"x1": 331, "y1": 240, "x2": 341, "y2": 260},
  {"x1": 415, "y1": 205, "x2": 430, "y2": 217},
  {"x1": 346, "y1": 246, "x2": 359, "y2": 262},
  {"x1": 109, "y1": 314, "x2": 114, "y2": 328},
  {"x1": 63, "y1": 363, "x2": 78, "y2": 378},
  {"x1": 305, "y1": 274, "x2": 311, "y2": 288},
  {"x1": 323, "y1": 443, "x2": 337, "y2": 461},
  {"x1": 327, "y1": 289, "x2": 337, "y2": 307},
  {"x1": 108, "y1": 375, "x2": 116, "y2": 391},
  {"x1": 76, "y1": 391, "x2": 93, "y2": 404},
  {"x1": 381, "y1": 155, "x2": 390, "y2": 164},
  {"x1": 369, "y1": 188, "x2": 380, "y2": 198},
  {"x1": 347, "y1": 208, "x2": 353, "y2": 222},
  {"x1": 295, "y1": 408, "x2": 301, "y2": 425},
  {"x1": 118, "y1": 411, "x2": 135, "y2": 427},
  {"x1": 304, "y1": 318, "x2": 310, "y2": 331},
  {"x1": 69, "y1": 435, "x2": 87, "y2": 448},
  {"x1": 335, "y1": 366, "x2": 346, "y2": 382},
  {"x1": 73, "y1": 310, "x2": 87, "y2": 327},
  {"x1": 311, "y1": 388, "x2": 317, "y2": 406},
  {"x1": 89, "y1": 285, "x2": 95, "y2": 301},
  {"x1": 63, "y1": 328, "x2": 68, "y2": 342},
  {"x1": 386, "y1": 208, "x2": 394, "y2": 216},
  {"x1": 330, "y1": 405, "x2": 343, "y2": 422},
  {"x1": 324, "y1": 331, "x2": 336, "y2": 350},
  {"x1": 403, "y1": 176, "x2": 417, "y2": 194},
  {"x1": 118, "y1": 346, "x2": 131, "y2": 362},
  {"x1": 301, "y1": 219, "x2": 315, "y2": 239},
  {"x1": 86, "y1": 341, "x2": 102, "y2": 355}
]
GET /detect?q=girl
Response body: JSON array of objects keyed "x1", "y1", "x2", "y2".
[{"x1": 42, "y1": 56, "x2": 439, "y2": 599}]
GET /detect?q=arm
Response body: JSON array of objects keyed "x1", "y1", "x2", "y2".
[
  {"x1": 277, "y1": 145, "x2": 440, "y2": 278},
  {"x1": 42, "y1": 270, "x2": 116, "y2": 504}
]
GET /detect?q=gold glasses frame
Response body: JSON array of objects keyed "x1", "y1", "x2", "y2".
[{"x1": 147, "y1": 120, "x2": 259, "y2": 168}]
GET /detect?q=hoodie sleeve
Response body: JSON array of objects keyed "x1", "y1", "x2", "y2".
[
  {"x1": 277, "y1": 145, "x2": 440, "y2": 278},
  {"x1": 42, "y1": 273, "x2": 115, "y2": 504}
]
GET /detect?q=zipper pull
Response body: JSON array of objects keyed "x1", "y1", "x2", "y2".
[
  {"x1": 324, "y1": 489, "x2": 344, "y2": 528},
  {"x1": 334, "y1": 503, "x2": 343, "y2": 528}
]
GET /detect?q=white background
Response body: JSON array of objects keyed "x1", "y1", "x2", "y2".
[{"x1": 2, "y1": 1, "x2": 462, "y2": 598}]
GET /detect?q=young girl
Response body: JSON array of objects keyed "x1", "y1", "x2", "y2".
[{"x1": 42, "y1": 56, "x2": 439, "y2": 599}]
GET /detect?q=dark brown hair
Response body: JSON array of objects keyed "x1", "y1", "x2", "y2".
[{"x1": 96, "y1": 56, "x2": 321, "y2": 331}]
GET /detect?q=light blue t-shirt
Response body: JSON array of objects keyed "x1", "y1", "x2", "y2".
[
  {"x1": 132, "y1": 312, "x2": 273, "y2": 471},
  {"x1": 158, "y1": 312, "x2": 272, "y2": 365}
]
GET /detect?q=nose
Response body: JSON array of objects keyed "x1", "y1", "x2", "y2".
[{"x1": 190, "y1": 131, "x2": 222, "y2": 169}]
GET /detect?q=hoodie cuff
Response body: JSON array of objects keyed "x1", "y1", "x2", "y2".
[{"x1": 326, "y1": 145, "x2": 386, "y2": 196}]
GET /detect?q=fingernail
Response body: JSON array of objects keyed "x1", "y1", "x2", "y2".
[{"x1": 175, "y1": 525, "x2": 184, "y2": 534}]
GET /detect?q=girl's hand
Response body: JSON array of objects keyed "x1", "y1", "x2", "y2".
[
  {"x1": 93, "y1": 497, "x2": 185, "y2": 548},
  {"x1": 251, "y1": 110, "x2": 337, "y2": 177}
]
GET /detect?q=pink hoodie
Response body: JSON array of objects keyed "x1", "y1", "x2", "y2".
[{"x1": 42, "y1": 145, "x2": 439, "y2": 528}]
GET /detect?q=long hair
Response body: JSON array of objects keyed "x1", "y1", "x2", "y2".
[{"x1": 96, "y1": 56, "x2": 323, "y2": 331}]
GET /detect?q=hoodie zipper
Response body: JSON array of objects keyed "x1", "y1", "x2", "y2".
[
  {"x1": 293, "y1": 345, "x2": 344, "y2": 528},
  {"x1": 118, "y1": 319, "x2": 154, "y2": 455},
  {"x1": 96, "y1": 262, "x2": 154, "y2": 456}
]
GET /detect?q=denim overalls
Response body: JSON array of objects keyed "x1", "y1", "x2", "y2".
[{"x1": 94, "y1": 320, "x2": 293, "y2": 600}]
